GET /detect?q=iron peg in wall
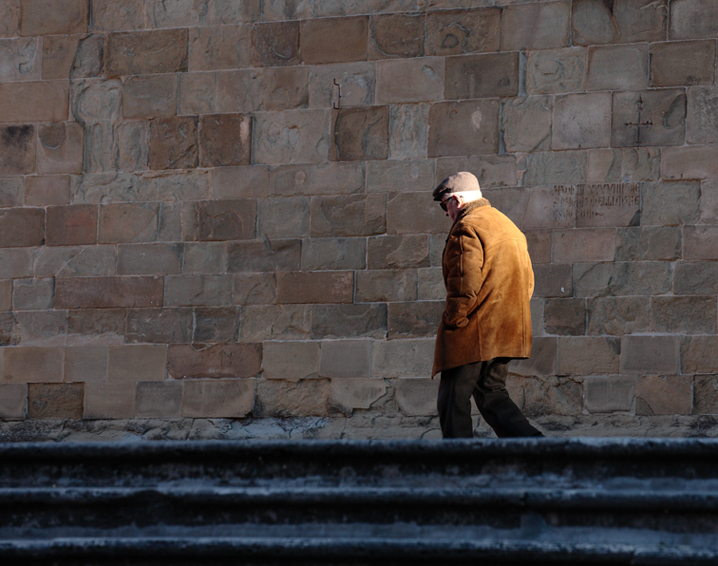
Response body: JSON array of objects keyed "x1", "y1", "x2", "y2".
[{"x1": 333, "y1": 78, "x2": 342, "y2": 109}]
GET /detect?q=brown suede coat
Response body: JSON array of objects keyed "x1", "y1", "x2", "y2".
[{"x1": 432, "y1": 199, "x2": 534, "y2": 377}]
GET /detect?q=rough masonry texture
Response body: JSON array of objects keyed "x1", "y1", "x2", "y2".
[{"x1": 1, "y1": 0, "x2": 718, "y2": 441}]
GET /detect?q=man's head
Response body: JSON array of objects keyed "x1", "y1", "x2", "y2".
[{"x1": 432, "y1": 172, "x2": 482, "y2": 221}]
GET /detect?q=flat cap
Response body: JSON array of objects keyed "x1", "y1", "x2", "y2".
[{"x1": 432, "y1": 171, "x2": 481, "y2": 201}]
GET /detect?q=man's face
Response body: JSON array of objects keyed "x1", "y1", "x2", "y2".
[{"x1": 441, "y1": 194, "x2": 461, "y2": 221}]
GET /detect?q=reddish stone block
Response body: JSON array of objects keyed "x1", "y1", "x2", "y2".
[
  {"x1": 0, "y1": 125, "x2": 35, "y2": 175},
  {"x1": 445, "y1": 52, "x2": 519, "y2": 100},
  {"x1": 36, "y1": 122, "x2": 83, "y2": 175},
  {"x1": 46, "y1": 205, "x2": 98, "y2": 246},
  {"x1": 122, "y1": 74, "x2": 178, "y2": 119},
  {"x1": 3, "y1": 347, "x2": 64, "y2": 383},
  {"x1": 251, "y1": 21, "x2": 299, "y2": 67},
  {"x1": 167, "y1": 343, "x2": 262, "y2": 379},
  {"x1": 333, "y1": 106, "x2": 389, "y2": 161},
  {"x1": 105, "y1": 29, "x2": 188, "y2": 76},
  {"x1": 426, "y1": 8, "x2": 500, "y2": 56},
  {"x1": 301, "y1": 17, "x2": 368, "y2": 65},
  {"x1": 55, "y1": 277, "x2": 163, "y2": 309},
  {"x1": 621, "y1": 335, "x2": 679, "y2": 374},
  {"x1": 28, "y1": 383, "x2": 83, "y2": 419},
  {"x1": 0, "y1": 208, "x2": 44, "y2": 247},
  {"x1": 99, "y1": 203, "x2": 159, "y2": 243},
  {"x1": 369, "y1": 13, "x2": 425, "y2": 59},
  {"x1": 0, "y1": 82, "x2": 69, "y2": 124},
  {"x1": 195, "y1": 200, "x2": 256, "y2": 241},
  {"x1": 189, "y1": 25, "x2": 250, "y2": 71},
  {"x1": 149, "y1": 116, "x2": 198, "y2": 170},
  {"x1": 42, "y1": 35, "x2": 79, "y2": 80},
  {"x1": 277, "y1": 271, "x2": 353, "y2": 304},
  {"x1": 20, "y1": 0, "x2": 88, "y2": 36},
  {"x1": 198, "y1": 114, "x2": 250, "y2": 167}
]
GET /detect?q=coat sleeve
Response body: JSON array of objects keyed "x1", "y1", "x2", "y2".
[{"x1": 442, "y1": 225, "x2": 484, "y2": 328}]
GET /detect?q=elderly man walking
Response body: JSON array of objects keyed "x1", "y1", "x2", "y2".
[{"x1": 432, "y1": 172, "x2": 543, "y2": 438}]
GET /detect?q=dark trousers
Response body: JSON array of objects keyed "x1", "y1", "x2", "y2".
[{"x1": 438, "y1": 358, "x2": 541, "y2": 438}]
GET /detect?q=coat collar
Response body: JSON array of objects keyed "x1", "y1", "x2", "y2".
[{"x1": 455, "y1": 198, "x2": 490, "y2": 223}]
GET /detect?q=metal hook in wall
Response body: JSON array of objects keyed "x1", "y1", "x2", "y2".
[{"x1": 333, "y1": 78, "x2": 342, "y2": 109}]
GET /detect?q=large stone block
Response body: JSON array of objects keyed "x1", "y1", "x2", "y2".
[
  {"x1": 208, "y1": 0, "x2": 260, "y2": 25},
  {"x1": 356, "y1": 269, "x2": 418, "y2": 303},
  {"x1": 251, "y1": 21, "x2": 300, "y2": 67},
  {"x1": 507, "y1": 374, "x2": 582, "y2": 418},
  {"x1": 661, "y1": 146, "x2": 718, "y2": 180},
  {"x1": 553, "y1": 92, "x2": 611, "y2": 150},
  {"x1": 641, "y1": 180, "x2": 700, "y2": 226},
  {"x1": 522, "y1": 151, "x2": 587, "y2": 185},
  {"x1": 682, "y1": 336, "x2": 718, "y2": 373},
  {"x1": 388, "y1": 301, "x2": 443, "y2": 339},
  {"x1": 650, "y1": 41, "x2": 715, "y2": 87},
  {"x1": 501, "y1": 1, "x2": 570, "y2": 50},
  {"x1": 0, "y1": 37, "x2": 41, "y2": 82},
  {"x1": 3, "y1": 347, "x2": 63, "y2": 383},
  {"x1": 55, "y1": 277, "x2": 163, "y2": 309},
  {"x1": 113, "y1": 120, "x2": 149, "y2": 172},
  {"x1": 674, "y1": 261, "x2": 718, "y2": 295},
  {"x1": 376, "y1": 58, "x2": 444, "y2": 104},
  {"x1": 164, "y1": 275, "x2": 232, "y2": 307},
  {"x1": 615, "y1": 226, "x2": 681, "y2": 261},
  {"x1": 91, "y1": 0, "x2": 144, "y2": 32},
  {"x1": 182, "y1": 379, "x2": 254, "y2": 418},
  {"x1": 418, "y1": 268, "x2": 444, "y2": 301},
  {"x1": 149, "y1": 116, "x2": 198, "y2": 170},
  {"x1": 253, "y1": 109, "x2": 330, "y2": 165},
  {"x1": 612, "y1": 90, "x2": 686, "y2": 147},
  {"x1": 0, "y1": 82, "x2": 68, "y2": 123},
  {"x1": 239, "y1": 305, "x2": 311, "y2": 340},
  {"x1": 277, "y1": 271, "x2": 353, "y2": 304},
  {"x1": 573, "y1": 261, "x2": 672, "y2": 297},
  {"x1": 388, "y1": 103, "x2": 429, "y2": 160},
  {"x1": 510, "y1": 337, "x2": 558, "y2": 377},
  {"x1": 262, "y1": 67, "x2": 309, "y2": 112},
  {"x1": 227, "y1": 239, "x2": 301, "y2": 272},
  {"x1": 367, "y1": 159, "x2": 435, "y2": 194},
  {"x1": 311, "y1": 304, "x2": 387, "y2": 339},
  {"x1": 81, "y1": 121, "x2": 114, "y2": 173},
  {"x1": 700, "y1": 179, "x2": 718, "y2": 224},
  {"x1": 0, "y1": 312, "x2": 17, "y2": 346},
  {"x1": 135, "y1": 381, "x2": 182, "y2": 418},
  {"x1": 486, "y1": 186, "x2": 572, "y2": 232},
  {"x1": 189, "y1": 306, "x2": 237, "y2": 342},
  {"x1": 544, "y1": 298, "x2": 586, "y2": 336},
  {"x1": 396, "y1": 378, "x2": 439, "y2": 416},
  {"x1": 428, "y1": 99, "x2": 499, "y2": 157},
  {"x1": 99, "y1": 202, "x2": 159, "y2": 243},
  {"x1": 122, "y1": 74, "x2": 178, "y2": 119},
  {"x1": 587, "y1": 44, "x2": 648, "y2": 92},
  {"x1": 0, "y1": 0, "x2": 20, "y2": 38},
  {"x1": 84, "y1": 382, "x2": 134, "y2": 419},
  {"x1": 529, "y1": 264, "x2": 572, "y2": 298},
  {"x1": 693, "y1": 374, "x2": 718, "y2": 414},
  {"x1": 0, "y1": 383, "x2": 26, "y2": 419},
  {"x1": 178, "y1": 72, "x2": 217, "y2": 115},
  {"x1": 189, "y1": 25, "x2": 250, "y2": 71},
  {"x1": 28, "y1": 383, "x2": 83, "y2": 419},
  {"x1": 255, "y1": 378, "x2": 330, "y2": 417},
  {"x1": 573, "y1": 0, "x2": 666, "y2": 45},
  {"x1": 332, "y1": 106, "x2": 389, "y2": 161},
  {"x1": 684, "y1": 225, "x2": 718, "y2": 259},
  {"x1": 42, "y1": 35, "x2": 78, "y2": 80},
  {"x1": 271, "y1": 162, "x2": 364, "y2": 196},
  {"x1": 0, "y1": 208, "x2": 43, "y2": 247},
  {"x1": 301, "y1": 237, "x2": 366, "y2": 271},
  {"x1": 319, "y1": 340, "x2": 372, "y2": 378},
  {"x1": 70, "y1": 34, "x2": 104, "y2": 79},
  {"x1": 117, "y1": 243, "x2": 182, "y2": 275},
  {"x1": 557, "y1": 336, "x2": 620, "y2": 375},
  {"x1": 46, "y1": 205, "x2": 97, "y2": 246},
  {"x1": 15, "y1": 310, "x2": 67, "y2": 345},
  {"x1": 217, "y1": 69, "x2": 263, "y2": 113},
  {"x1": 387, "y1": 192, "x2": 448, "y2": 235},
  {"x1": 0, "y1": 125, "x2": 35, "y2": 175},
  {"x1": 620, "y1": 335, "x2": 679, "y2": 374},
  {"x1": 501, "y1": 96, "x2": 552, "y2": 154},
  {"x1": 310, "y1": 194, "x2": 386, "y2": 237},
  {"x1": 37, "y1": 122, "x2": 83, "y2": 175},
  {"x1": 126, "y1": 308, "x2": 192, "y2": 344},
  {"x1": 168, "y1": 343, "x2": 261, "y2": 379},
  {"x1": 105, "y1": 29, "x2": 188, "y2": 76},
  {"x1": 262, "y1": 341, "x2": 320, "y2": 380},
  {"x1": 636, "y1": 375, "x2": 692, "y2": 416},
  {"x1": 0, "y1": 280, "x2": 11, "y2": 311},
  {"x1": 652, "y1": 296, "x2": 716, "y2": 334},
  {"x1": 12, "y1": 278, "x2": 53, "y2": 311},
  {"x1": 195, "y1": 199, "x2": 256, "y2": 241},
  {"x1": 586, "y1": 147, "x2": 660, "y2": 183},
  {"x1": 70, "y1": 79, "x2": 122, "y2": 125},
  {"x1": 198, "y1": 113, "x2": 251, "y2": 168},
  {"x1": 213, "y1": 165, "x2": 269, "y2": 199},
  {"x1": 445, "y1": 52, "x2": 519, "y2": 100},
  {"x1": 552, "y1": 228, "x2": 615, "y2": 263},
  {"x1": 301, "y1": 16, "x2": 368, "y2": 65},
  {"x1": 369, "y1": 13, "x2": 424, "y2": 59},
  {"x1": 67, "y1": 308, "x2": 125, "y2": 342},
  {"x1": 670, "y1": 0, "x2": 718, "y2": 40},
  {"x1": 425, "y1": 8, "x2": 499, "y2": 56},
  {"x1": 329, "y1": 378, "x2": 388, "y2": 415},
  {"x1": 368, "y1": 234, "x2": 430, "y2": 269},
  {"x1": 183, "y1": 242, "x2": 227, "y2": 275},
  {"x1": 584, "y1": 376, "x2": 635, "y2": 413},
  {"x1": 687, "y1": 86, "x2": 718, "y2": 145},
  {"x1": 19, "y1": 0, "x2": 88, "y2": 36},
  {"x1": 526, "y1": 47, "x2": 587, "y2": 95},
  {"x1": 35, "y1": 246, "x2": 116, "y2": 278},
  {"x1": 64, "y1": 346, "x2": 108, "y2": 383},
  {"x1": 437, "y1": 155, "x2": 518, "y2": 189}
]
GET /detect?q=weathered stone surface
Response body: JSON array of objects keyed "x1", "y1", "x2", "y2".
[
  {"x1": 503, "y1": 2, "x2": 570, "y2": 49},
  {"x1": 525, "y1": 231, "x2": 551, "y2": 264},
  {"x1": 526, "y1": 47, "x2": 587, "y2": 95},
  {"x1": 15, "y1": 310, "x2": 67, "y2": 345},
  {"x1": 81, "y1": 121, "x2": 114, "y2": 174},
  {"x1": 368, "y1": 235, "x2": 430, "y2": 269},
  {"x1": 670, "y1": 0, "x2": 718, "y2": 40},
  {"x1": 507, "y1": 374, "x2": 582, "y2": 418},
  {"x1": 682, "y1": 336, "x2": 718, "y2": 373},
  {"x1": 388, "y1": 301, "x2": 442, "y2": 338},
  {"x1": 214, "y1": 165, "x2": 269, "y2": 199},
  {"x1": 271, "y1": 162, "x2": 364, "y2": 196},
  {"x1": 135, "y1": 382, "x2": 182, "y2": 418},
  {"x1": 262, "y1": 67, "x2": 309, "y2": 112},
  {"x1": 42, "y1": 35, "x2": 78, "y2": 80},
  {"x1": 37, "y1": 122, "x2": 83, "y2": 175},
  {"x1": 635, "y1": 375, "x2": 691, "y2": 416},
  {"x1": 28, "y1": 383, "x2": 83, "y2": 419},
  {"x1": 376, "y1": 58, "x2": 444, "y2": 104},
  {"x1": 149, "y1": 116, "x2": 198, "y2": 170},
  {"x1": 277, "y1": 271, "x2": 353, "y2": 304},
  {"x1": 0, "y1": 311, "x2": 17, "y2": 346},
  {"x1": 67, "y1": 308, "x2": 125, "y2": 342},
  {"x1": 311, "y1": 304, "x2": 387, "y2": 339},
  {"x1": 329, "y1": 378, "x2": 388, "y2": 415},
  {"x1": 586, "y1": 147, "x2": 660, "y2": 183},
  {"x1": 356, "y1": 269, "x2": 418, "y2": 302},
  {"x1": 55, "y1": 277, "x2": 163, "y2": 309},
  {"x1": 251, "y1": 22, "x2": 300, "y2": 67},
  {"x1": 122, "y1": 74, "x2": 178, "y2": 119},
  {"x1": 189, "y1": 25, "x2": 250, "y2": 71},
  {"x1": 387, "y1": 103, "x2": 429, "y2": 160},
  {"x1": 0, "y1": 82, "x2": 68, "y2": 123},
  {"x1": 240, "y1": 305, "x2": 311, "y2": 340},
  {"x1": 84, "y1": 382, "x2": 134, "y2": 419},
  {"x1": 428, "y1": 100, "x2": 499, "y2": 157},
  {"x1": 425, "y1": 8, "x2": 499, "y2": 56},
  {"x1": 684, "y1": 225, "x2": 718, "y2": 259},
  {"x1": 371, "y1": 338, "x2": 435, "y2": 378},
  {"x1": 333, "y1": 106, "x2": 389, "y2": 161},
  {"x1": 263, "y1": 341, "x2": 320, "y2": 380},
  {"x1": 217, "y1": 69, "x2": 263, "y2": 113},
  {"x1": 105, "y1": 29, "x2": 188, "y2": 76},
  {"x1": 367, "y1": 159, "x2": 434, "y2": 194},
  {"x1": 573, "y1": 0, "x2": 666, "y2": 45},
  {"x1": 194, "y1": 199, "x2": 255, "y2": 241},
  {"x1": 3, "y1": 347, "x2": 63, "y2": 383},
  {"x1": 72, "y1": 173, "x2": 147, "y2": 204},
  {"x1": 193, "y1": 305, "x2": 241, "y2": 342},
  {"x1": 686, "y1": 86, "x2": 718, "y2": 145},
  {"x1": 310, "y1": 194, "x2": 385, "y2": 237},
  {"x1": 99, "y1": 202, "x2": 159, "y2": 243},
  {"x1": 71, "y1": 79, "x2": 121, "y2": 125},
  {"x1": 674, "y1": 261, "x2": 718, "y2": 295},
  {"x1": 113, "y1": 120, "x2": 149, "y2": 172},
  {"x1": 661, "y1": 145, "x2": 718, "y2": 180},
  {"x1": 396, "y1": 378, "x2": 439, "y2": 416},
  {"x1": 301, "y1": 16, "x2": 368, "y2": 65},
  {"x1": 438, "y1": 155, "x2": 519, "y2": 189},
  {"x1": 367, "y1": 13, "x2": 423, "y2": 60},
  {"x1": 198, "y1": 114, "x2": 250, "y2": 167},
  {"x1": 308, "y1": 62, "x2": 375, "y2": 109},
  {"x1": 612, "y1": 90, "x2": 686, "y2": 147},
  {"x1": 587, "y1": 44, "x2": 648, "y2": 92},
  {"x1": 182, "y1": 243, "x2": 226, "y2": 275},
  {"x1": 641, "y1": 180, "x2": 699, "y2": 226},
  {"x1": 557, "y1": 336, "x2": 620, "y2": 375},
  {"x1": 487, "y1": 186, "x2": 572, "y2": 232},
  {"x1": 651, "y1": 41, "x2": 715, "y2": 87},
  {"x1": 0, "y1": 125, "x2": 35, "y2": 175},
  {"x1": 178, "y1": 72, "x2": 216, "y2": 115},
  {"x1": 445, "y1": 52, "x2": 519, "y2": 100},
  {"x1": 0, "y1": 0, "x2": 20, "y2": 38},
  {"x1": 387, "y1": 192, "x2": 447, "y2": 235},
  {"x1": 126, "y1": 308, "x2": 192, "y2": 344},
  {"x1": 0, "y1": 207, "x2": 43, "y2": 247},
  {"x1": 652, "y1": 296, "x2": 716, "y2": 334},
  {"x1": 0, "y1": 280, "x2": 11, "y2": 311},
  {"x1": 0, "y1": 384, "x2": 26, "y2": 419},
  {"x1": 531, "y1": 264, "x2": 572, "y2": 298},
  {"x1": 418, "y1": 267, "x2": 444, "y2": 301},
  {"x1": 12, "y1": 278, "x2": 53, "y2": 310},
  {"x1": 64, "y1": 346, "x2": 108, "y2": 383},
  {"x1": 553, "y1": 93, "x2": 611, "y2": 150},
  {"x1": 34, "y1": 245, "x2": 116, "y2": 278},
  {"x1": 508, "y1": 336, "x2": 556, "y2": 377},
  {"x1": 20, "y1": 0, "x2": 88, "y2": 36},
  {"x1": 700, "y1": 179, "x2": 718, "y2": 224},
  {"x1": 574, "y1": 261, "x2": 672, "y2": 297},
  {"x1": 584, "y1": 376, "x2": 635, "y2": 413},
  {"x1": 522, "y1": 151, "x2": 587, "y2": 185},
  {"x1": 621, "y1": 335, "x2": 679, "y2": 374},
  {"x1": 255, "y1": 378, "x2": 330, "y2": 417},
  {"x1": 208, "y1": 0, "x2": 261, "y2": 24},
  {"x1": 501, "y1": 96, "x2": 552, "y2": 153},
  {"x1": 91, "y1": 0, "x2": 144, "y2": 31},
  {"x1": 253, "y1": 110, "x2": 330, "y2": 165},
  {"x1": 0, "y1": 37, "x2": 40, "y2": 81},
  {"x1": 228, "y1": 239, "x2": 301, "y2": 272},
  {"x1": 543, "y1": 299, "x2": 586, "y2": 336},
  {"x1": 117, "y1": 243, "x2": 182, "y2": 275},
  {"x1": 694, "y1": 374, "x2": 718, "y2": 414},
  {"x1": 552, "y1": 228, "x2": 615, "y2": 263},
  {"x1": 319, "y1": 340, "x2": 372, "y2": 378},
  {"x1": 183, "y1": 379, "x2": 254, "y2": 418},
  {"x1": 164, "y1": 275, "x2": 232, "y2": 307},
  {"x1": 168, "y1": 343, "x2": 261, "y2": 379},
  {"x1": 616, "y1": 226, "x2": 681, "y2": 261},
  {"x1": 45, "y1": 205, "x2": 97, "y2": 246},
  {"x1": 301, "y1": 237, "x2": 366, "y2": 271},
  {"x1": 70, "y1": 34, "x2": 104, "y2": 79}
]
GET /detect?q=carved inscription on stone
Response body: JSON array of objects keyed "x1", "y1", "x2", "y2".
[{"x1": 551, "y1": 182, "x2": 641, "y2": 227}]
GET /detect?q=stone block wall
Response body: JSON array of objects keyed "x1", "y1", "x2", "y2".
[{"x1": 1, "y1": 0, "x2": 718, "y2": 440}]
